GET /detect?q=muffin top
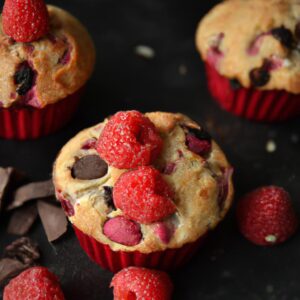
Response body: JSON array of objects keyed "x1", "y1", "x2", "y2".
[
  {"x1": 0, "y1": 5, "x2": 95, "y2": 108},
  {"x1": 53, "y1": 111, "x2": 234, "y2": 253},
  {"x1": 196, "y1": 0, "x2": 300, "y2": 93}
]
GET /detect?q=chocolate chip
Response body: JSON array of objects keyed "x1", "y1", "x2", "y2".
[
  {"x1": 37, "y1": 201, "x2": 68, "y2": 242},
  {"x1": 249, "y1": 66, "x2": 270, "y2": 87},
  {"x1": 7, "y1": 179, "x2": 55, "y2": 211},
  {"x1": 103, "y1": 186, "x2": 115, "y2": 210},
  {"x1": 7, "y1": 203, "x2": 38, "y2": 235},
  {"x1": 14, "y1": 62, "x2": 35, "y2": 95},
  {"x1": 271, "y1": 26, "x2": 294, "y2": 49},
  {"x1": 4, "y1": 237, "x2": 40, "y2": 266},
  {"x1": 295, "y1": 22, "x2": 300, "y2": 40},
  {"x1": 229, "y1": 79, "x2": 242, "y2": 90},
  {"x1": 71, "y1": 155, "x2": 108, "y2": 180}
]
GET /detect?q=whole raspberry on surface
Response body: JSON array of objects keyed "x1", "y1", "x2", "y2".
[
  {"x1": 97, "y1": 111, "x2": 163, "y2": 169},
  {"x1": 2, "y1": 0, "x2": 49, "y2": 43},
  {"x1": 111, "y1": 267, "x2": 173, "y2": 300},
  {"x1": 4, "y1": 266, "x2": 65, "y2": 300},
  {"x1": 113, "y1": 166, "x2": 176, "y2": 224},
  {"x1": 237, "y1": 186, "x2": 298, "y2": 246}
]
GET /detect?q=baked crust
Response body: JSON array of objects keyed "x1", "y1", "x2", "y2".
[
  {"x1": 53, "y1": 112, "x2": 234, "y2": 253},
  {"x1": 0, "y1": 5, "x2": 95, "y2": 108},
  {"x1": 196, "y1": 0, "x2": 300, "y2": 93}
]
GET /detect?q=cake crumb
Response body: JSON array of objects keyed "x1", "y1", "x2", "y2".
[
  {"x1": 178, "y1": 64, "x2": 187, "y2": 76},
  {"x1": 266, "y1": 140, "x2": 277, "y2": 153},
  {"x1": 134, "y1": 45, "x2": 155, "y2": 59}
]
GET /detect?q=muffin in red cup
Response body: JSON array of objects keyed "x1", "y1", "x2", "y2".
[
  {"x1": 0, "y1": 1, "x2": 95, "y2": 139},
  {"x1": 53, "y1": 110, "x2": 234, "y2": 273},
  {"x1": 196, "y1": 0, "x2": 300, "y2": 122}
]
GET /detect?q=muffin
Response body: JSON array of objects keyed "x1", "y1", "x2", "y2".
[
  {"x1": 196, "y1": 0, "x2": 300, "y2": 122},
  {"x1": 0, "y1": 1, "x2": 95, "y2": 139},
  {"x1": 53, "y1": 111, "x2": 234, "y2": 272}
]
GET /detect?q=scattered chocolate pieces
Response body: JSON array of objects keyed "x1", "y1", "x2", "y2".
[
  {"x1": 0, "y1": 258, "x2": 27, "y2": 286},
  {"x1": 71, "y1": 155, "x2": 108, "y2": 180},
  {"x1": 0, "y1": 237, "x2": 40, "y2": 286},
  {"x1": 37, "y1": 201, "x2": 67, "y2": 242},
  {"x1": 7, "y1": 204, "x2": 38, "y2": 235},
  {"x1": 4, "y1": 237, "x2": 40, "y2": 265},
  {"x1": 7, "y1": 179, "x2": 55, "y2": 211},
  {"x1": 0, "y1": 167, "x2": 14, "y2": 211}
]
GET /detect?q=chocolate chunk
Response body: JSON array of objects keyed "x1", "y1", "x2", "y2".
[
  {"x1": 103, "y1": 186, "x2": 115, "y2": 210},
  {"x1": 249, "y1": 67, "x2": 270, "y2": 87},
  {"x1": 37, "y1": 201, "x2": 68, "y2": 242},
  {"x1": 0, "y1": 258, "x2": 27, "y2": 286},
  {"x1": 7, "y1": 204, "x2": 38, "y2": 235},
  {"x1": 271, "y1": 26, "x2": 294, "y2": 49},
  {"x1": 14, "y1": 62, "x2": 35, "y2": 95},
  {"x1": 229, "y1": 79, "x2": 242, "y2": 90},
  {"x1": 71, "y1": 155, "x2": 108, "y2": 180},
  {"x1": 0, "y1": 167, "x2": 14, "y2": 211},
  {"x1": 4, "y1": 237, "x2": 40, "y2": 265},
  {"x1": 7, "y1": 179, "x2": 54, "y2": 211}
]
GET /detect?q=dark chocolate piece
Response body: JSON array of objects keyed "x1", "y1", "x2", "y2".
[
  {"x1": 271, "y1": 26, "x2": 294, "y2": 49},
  {"x1": 0, "y1": 258, "x2": 27, "y2": 286},
  {"x1": 14, "y1": 62, "x2": 35, "y2": 95},
  {"x1": 4, "y1": 237, "x2": 40, "y2": 265},
  {"x1": 37, "y1": 201, "x2": 68, "y2": 242},
  {"x1": 7, "y1": 179, "x2": 54, "y2": 210},
  {"x1": 7, "y1": 204, "x2": 38, "y2": 235},
  {"x1": 71, "y1": 155, "x2": 108, "y2": 180},
  {"x1": 249, "y1": 67, "x2": 270, "y2": 87},
  {"x1": 103, "y1": 186, "x2": 115, "y2": 210},
  {"x1": 229, "y1": 79, "x2": 242, "y2": 90},
  {"x1": 0, "y1": 167, "x2": 14, "y2": 211}
]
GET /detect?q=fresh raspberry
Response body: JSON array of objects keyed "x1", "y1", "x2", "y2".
[
  {"x1": 4, "y1": 266, "x2": 65, "y2": 300},
  {"x1": 97, "y1": 111, "x2": 163, "y2": 169},
  {"x1": 113, "y1": 166, "x2": 176, "y2": 224},
  {"x1": 103, "y1": 216, "x2": 142, "y2": 246},
  {"x1": 237, "y1": 186, "x2": 298, "y2": 246},
  {"x1": 2, "y1": 0, "x2": 49, "y2": 43},
  {"x1": 111, "y1": 267, "x2": 173, "y2": 300}
]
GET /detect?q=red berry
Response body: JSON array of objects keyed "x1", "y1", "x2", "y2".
[
  {"x1": 111, "y1": 267, "x2": 173, "y2": 300},
  {"x1": 4, "y1": 266, "x2": 65, "y2": 300},
  {"x1": 2, "y1": 0, "x2": 49, "y2": 43},
  {"x1": 237, "y1": 186, "x2": 298, "y2": 246},
  {"x1": 97, "y1": 111, "x2": 163, "y2": 169},
  {"x1": 113, "y1": 166, "x2": 176, "y2": 224}
]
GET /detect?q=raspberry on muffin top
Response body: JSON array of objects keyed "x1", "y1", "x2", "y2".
[
  {"x1": 53, "y1": 111, "x2": 234, "y2": 253},
  {"x1": 196, "y1": 0, "x2": 300, "y2": 93}
]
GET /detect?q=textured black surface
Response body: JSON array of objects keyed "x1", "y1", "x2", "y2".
[{"x1": 1, "y1": 0, "x2": 300, "y2": 299}]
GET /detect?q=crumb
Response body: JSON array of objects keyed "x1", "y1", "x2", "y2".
[
  {"x1": 134, "y1": 45, "x2": 155, "y2": 59},
  {"x1": 291, "y1": 134, "x2": 299, "y2": 144},
  {"x1": 266, "y1": 140, "x2": 277, "y2": 153},
  {"x1": 178, "y1": 64, "x2": 187, "y2": 76}
]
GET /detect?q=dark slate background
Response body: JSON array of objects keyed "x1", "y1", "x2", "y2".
[{"x1": 1, "y1": 0, "x2": 300, "y2": 299}]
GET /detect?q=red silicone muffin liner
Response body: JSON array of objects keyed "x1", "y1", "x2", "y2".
[
  {"x1": 205, "y1": 63, "x2": 300, "y2": 122},
  {"x1": 0, "y1": 88, "x2": 83, "y2": 140},
  {"x1": 73, "y1": 225, "x2": 206, "y2": 273}
]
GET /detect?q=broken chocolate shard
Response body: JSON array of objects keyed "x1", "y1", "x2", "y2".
[
  {"x1": 37, "y1": 201, "x2": 68, "y2": 242},
  {"x1": 4, "y1": 237, "x2": 40, "y2": 265},
  {"x1": 71, "y1": 155, "x2": 108, "y2": 180},
  {"x1": 0, "y1": 258, "x2": 27, "y2": 286},
  {"x1": 7, "y1": 203, "x2": 38, "y2": 235},
  {"x1": 7, "y1": 179, "x2": 54, "y2": 211},
  {"x1": 0, "y1": 167, "x2": 14, "y2": 211}
]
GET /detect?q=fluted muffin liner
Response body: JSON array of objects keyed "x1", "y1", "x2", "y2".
[
  {"x1": 0, "y1": 88, "x2": 83, "y2": 140},
  {"x1": 205, "y1": 63, "x2": 300, "y2": 122},
  {"x1": 73, "y1": 225, "x2": 206, "y2": 273}
]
